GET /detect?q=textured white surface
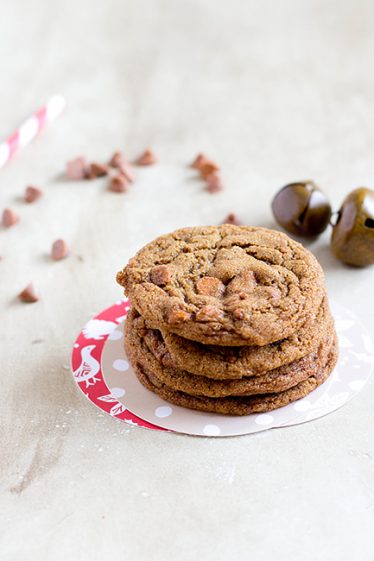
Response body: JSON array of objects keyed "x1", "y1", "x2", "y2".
[{"x1": 1, "y1": 1, "x2": 374, "y2": 560}]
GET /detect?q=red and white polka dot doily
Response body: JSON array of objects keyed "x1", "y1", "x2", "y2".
[{"x1": 70, "y1": 300, "x2": 374, "y2": 437}]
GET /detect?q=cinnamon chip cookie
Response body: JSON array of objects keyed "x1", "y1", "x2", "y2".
[
  {"x1": 129, "y1": 338, "x2": 338, "y2": 415},
  {"x1": 128, "y1": 298, "x2": 332, "y2": 379},
  {"x1": 125, "y1": 314, "x2": 336, "y2": 398},
  {"x1": 117, "y1": 226, "x2": 325, "y2": 346}
]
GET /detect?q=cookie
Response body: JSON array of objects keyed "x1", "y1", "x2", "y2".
[
  {"x1": 125, "y1": 313, "x2": 335, "y2": 397},
  {"x1": 130, "y1": 337, "x2": 338, "y2": 415},
  {"x1": 129, "y1": 297, "x2": 331, "y2": 379},
  {"x1": 117, "y1": 225, "x2": 325, "y2": 346}
]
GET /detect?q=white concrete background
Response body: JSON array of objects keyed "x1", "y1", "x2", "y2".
[{"x1": 1, "y1": 0, "x2": 374, "y2": 559}]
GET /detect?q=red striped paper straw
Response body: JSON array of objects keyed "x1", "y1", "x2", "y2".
[{"x1": 0, "y1": 94, "x2": 66, "y2": 169}]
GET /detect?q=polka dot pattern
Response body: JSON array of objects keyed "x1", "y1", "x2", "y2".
[
  {"x1": 203, "y1": 424, "x2": 221, "y2": 436},
  {"x1": 293, "y1": 399, "x2": 312, "y2": 412},
  {"x1": 254, "y1": 414, "x2": 274, "y2": 426},
  {"x1": 111, "y1": 387, "x2": 126, "y2": 398},
  {"x1": 155, "y1": 406, "x2": 173, "y2": 418},
  {"x1": 108, "y1": 330, "x2": 123, "y2": 341},
  {"x1": 113, "y1": 359, "x2": 129, "y2": 372}
]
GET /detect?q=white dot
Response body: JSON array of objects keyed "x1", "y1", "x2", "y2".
[
  {"x1": 108, "y1": 330, "x2": 123, "y2": 341},
  {"x1": 0, "y1": 142, "x2": 10, "y2": 167},
  {"x1": 111, "y1": 387, "x2": 126, "y2": 398},
  {"x1": 203, "y1": 424, "x2": 221, "y2": 436},
  {"x1": 74, "y1": 343, "x2": 79, "y2": 348},
  {"x1": 254, "y1": 414, "x2": 274, "y2": 426},
  {"x1": 113, "y1": 359, "x2": 129, "y2": 371},
  {"x1": 293, "y1": 399, "x2": 312, "y2": 412},
  {"x1": 155, "y1": 406, "x2": 173, "y2": 418},
  {"x1": 349, "y1": 380, "x2": 365, "y2": 391}
]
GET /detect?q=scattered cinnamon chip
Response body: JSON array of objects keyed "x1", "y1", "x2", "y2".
[
  {"x1": 86, "y1": 162, "x2": 109, "y2": 179},
  {"x1": 121, "y1": 164, "x2": 135, "y2": 183},
  {"x1": 200, "y1": 161, "x2": 220, "y2": 179},
  {"x1": 19, "y1": 283, "x2": 39, "y2": 303},
  {"x1": 134, "y1": 149, "x2": 157, "y2": 166},
  {"x1": 51, "y1": 239, "x2": 69, "y2": 261},
  {"x1": 2, "y1": 208, "x2": 19, "y2": 228},
  {"x1": 191, "y1": 153, "x2": 209, "y2": 169},
  {"x1": 109, "y1": 151, "x2": 126, "y2": 169},
  {"x1": 108, "y1": 174, "x2": 130, "y2": 193},
  {"x1": 25, "y1": 185, "x2": 43, "y2": 203},
  {"x1": 222, "y1": 213, "x2": 242, "y2": 225},
  {"x1": 118, "y1": 162, "x2": 135, "y2": 183},
  {"x1": 66, "y1": 157, "x2": 87, "y2": 180},
  {"x1": 108, "y1": 151, "x2": 135, "y2": 182},
  {"x1": 205, "y1": 172, "x2": 223, "y2": 193}
]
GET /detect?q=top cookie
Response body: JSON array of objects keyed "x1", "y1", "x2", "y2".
[{"x1": 117, "y1": 225, "x2": 325, "y2": 346}]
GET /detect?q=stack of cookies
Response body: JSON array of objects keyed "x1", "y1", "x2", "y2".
[{"x1": 116, "y1": 226, "x2": 338, "y2": 415}]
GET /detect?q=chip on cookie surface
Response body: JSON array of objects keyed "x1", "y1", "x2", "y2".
[{"x1": 117, "y1": 225, "x2": 325, "y2": 346}]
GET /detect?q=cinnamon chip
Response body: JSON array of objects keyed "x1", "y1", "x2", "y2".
[
  {"x1": 199, "y1": 161, "x2": 220, "y2": 180},
  {"x1": 135, "y1": 149, "x2": 157, "y2": 166},
  {"x1": 2, "y1": 208, "x2": 19, "y2": 228},
  {"x1": 19, "y1": 283, "x2": 39, "y2": 303},
  {"x1": 161, "y1": 351, "x2": 173, "y2": 367},
  {"x1": 109, "y1": 151, "x2": 126, "y2": 169},
  {"x1": 222, "y1": 213, "x2": 242, "y2": 225},
  {"x1": 150, "y1": 265, "x2": 172, "y2": 286},
  {"x1": 226, "y1": 271, "x2": 257, "y2": 294},
  {"x1": 167, "y1": 308, "x2": 191, "y2": 324},
  {"x1": 195, "y1": 305, "x2": 223, "y2": 322},
  {"x1": 205, "y1": 172, "x2": 223, "y2": 193},
  {"x1": 108, "y1": 152, "x2": 135, "y2": 182},
  {"x1": 191, "y1": 153, "x2": 209, "y2": 169},
  {"x1": 66, "y1": 157, "x2": 87, "y2": 180},
  {"x1": 51, "y1": 239, "x2": 69, "y2": 261},
  {"x1": 196, "y1": 276, "x2": 225, "y2": 297},
  {"x1": 25, "y1": 186, "x2": 43, "y2": 203},
  {"x1": 86, "y1": 162, "x2": 109, "y2": 179},
  {"x1": 117, "y1": 162, "x2": 135, "y2": 183},
  {"x1": 108, "y1": 174, "x2": 130, "y2": 193},
  {"x1": 233, "y1": 308, "x2": 245, "y2": 320}
]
